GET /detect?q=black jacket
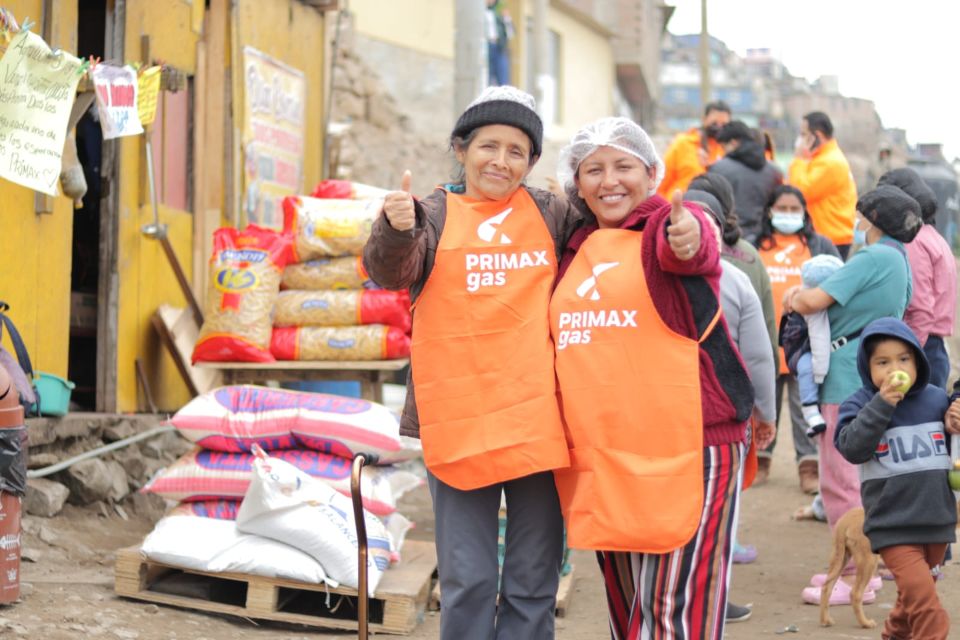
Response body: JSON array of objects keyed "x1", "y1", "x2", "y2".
[
  {"x1": 709, "y1": 140, "x2": 783, "y2": 243},
  {"x1": 835, "y1": 318, "x2": 956, "y2": 552}
]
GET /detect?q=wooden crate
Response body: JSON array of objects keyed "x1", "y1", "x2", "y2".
[
  {"x1": 428, "y1": 564, "x2": 575, "y2": 617},
  {"x1": 115, "y1": 539, "x2": 437, "y2": 635}
]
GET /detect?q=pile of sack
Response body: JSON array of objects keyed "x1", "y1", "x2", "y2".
[
  {"x1": 139, "y1": 385, "x2": 421, "y2": 595},
  {"x1": 192, "y1": 180, "x2": 412, "y2": 364}
]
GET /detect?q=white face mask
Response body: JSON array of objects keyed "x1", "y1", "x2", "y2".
[{"x1": 771, "y1": 211, "x2": 804, "y2": 234}]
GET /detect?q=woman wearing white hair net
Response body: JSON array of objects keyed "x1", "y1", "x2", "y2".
[{"x1": 549, "y1": 117, "x2": 755, "y2": 640}]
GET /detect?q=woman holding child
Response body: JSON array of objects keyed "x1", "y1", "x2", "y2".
[{"x1": 783, "y1": 184, "x2": 922, "y2": 602}]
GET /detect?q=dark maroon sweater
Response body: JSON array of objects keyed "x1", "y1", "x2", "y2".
[{"x1": 559, "y1": 195, "x2": 753, "y2": 446}]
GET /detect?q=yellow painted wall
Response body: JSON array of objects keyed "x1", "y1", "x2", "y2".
[
  {"x1": 0, "y1": 0, "x2": 78, "y2": 380},
  {"x1": 547, "y1": 8, "x2": 614, "y2": 142},
  {"x1": 348, "y1": 0, "x2": 454, "y2": 59},
  {"x1": 115, "y1": 0, "x2": 200, "y2": 412}
]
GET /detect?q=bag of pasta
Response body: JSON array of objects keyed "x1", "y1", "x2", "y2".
[
  {"x1": 310, "y1": 179, "x2": 388, "y2": 201},
  {"x1": 274, "y1": 290, "x2": 411, "y2": 333},
  {"x1": 283, "y1": 196, "x2": 382, "y2": 260},
  {"x1": 192, "y1": 226, "x2": 293, "y2": 363},
  {"x1": 271, "y1": 325, "x2": 410, "y2": 361},
  {"x1": 281, "y1": 256, "x2": 373, "y2": 290}
]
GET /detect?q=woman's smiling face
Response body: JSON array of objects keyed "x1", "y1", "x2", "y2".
[
  {"x1": 456, "y1": 124, "x2": 534, "y2": 201},
  {"x1": 575, "y1": 146, "x2": 655, "y2": 228}
]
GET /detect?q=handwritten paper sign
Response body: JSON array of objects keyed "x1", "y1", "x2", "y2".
[
  {"x1": 137, "y1": 65, "x2": 161, "y2": 126},
  {"x1": 242, "y1": 47, "x2": 305, "y2": 229},
  {"x1": 0, "y1": 30, "x2": 82, "y2": 195},
  {"x1": 92, "y1": 64, "x2": 143, "y2": 139}
]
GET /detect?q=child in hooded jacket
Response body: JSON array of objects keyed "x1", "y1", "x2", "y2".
[{"x1": 834, "y1": 317, "x2": 957, "y2": 640}]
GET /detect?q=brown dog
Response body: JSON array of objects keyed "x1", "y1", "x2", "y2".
[{"x1": 820, "y1": 507, "x2": 878, "y2": 629}]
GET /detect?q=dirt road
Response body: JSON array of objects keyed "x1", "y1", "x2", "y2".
[{"x1": 4, "y1": 423, "x2": 958, "y2": 639}]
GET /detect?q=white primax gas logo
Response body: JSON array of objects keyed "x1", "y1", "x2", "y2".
[
  {"x1": 477, "y1": 208, "x2": 512, "y2": 244},
  {"x1": 575, "y1": 262, "x2": 619, "y2": 300},
  {"x1": 557, "y1": 262, "x2": 638, "y2": 350}
]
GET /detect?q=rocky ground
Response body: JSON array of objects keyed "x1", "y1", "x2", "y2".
[{"x1": 2, "y1": 422, "x2": 958, "y2": 639}]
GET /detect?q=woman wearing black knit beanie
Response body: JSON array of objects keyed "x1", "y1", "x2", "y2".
[{"x1": 362, "y1": 85, "x2": 581, "y2": 640}]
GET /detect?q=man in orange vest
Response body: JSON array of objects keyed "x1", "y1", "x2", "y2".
[
  {"x1": 788, "y1": 112, "x2": 858, "y2": 259},
  {"x1": 657, "y1": 100, "x2": 731, "y2": 198}
]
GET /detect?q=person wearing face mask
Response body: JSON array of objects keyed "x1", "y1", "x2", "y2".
[
  {"x1": 657, "y1": 100, "x2": 731, "y2": 199},
  {"x1": 783, "y1": 185, "x2": 921, "y2": 603},
  {"x1": 363, "y1": 85, "x2": 582, "y2": 640},
  {"x1": 552, "y1": 117, "x2": 755, "y2": 640},
  {"x1": 708, "y1": 120, "x2": 783, "y2": 244},
  {"x1": 787, "y1": 112, "x2": 858, "y2": 259},
  {"x1": 756, "y1": 185, "x2": 840, "y2": 494},
  {"x1": 877, "y1": 168, "x2": 957, "y2": 391}
]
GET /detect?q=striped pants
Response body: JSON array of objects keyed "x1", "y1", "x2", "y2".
[{"x1": 597, "y1": 443, "x2": 743, "y2": 640}]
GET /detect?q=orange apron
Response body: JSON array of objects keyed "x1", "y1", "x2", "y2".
[
  {"x1": 550, "y1": 229, "x2": 720, "y2": 552},
  {"x1": 758, "y1": 234, "x2": 811, "y2": 375},
  {"x1": 412, "y1": 189, "x2": 569, "y2": 490}
]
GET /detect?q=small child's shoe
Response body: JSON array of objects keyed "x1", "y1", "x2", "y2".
[
  {"x1": 732, "y1": 543, "x2": 757, "y2": 564},
  {"x1": 809, "y1": 573, "x2": 882, "y2": 591},
  {"x1": 804, "y1": 418, "x2": 826, "y2": 438},
  {"x1": 802, "y1": 580, "x2": 877, "y2": 606}
]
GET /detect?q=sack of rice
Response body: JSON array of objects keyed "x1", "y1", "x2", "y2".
[
  {"x1": 271, "y1": 325, "x2": 410, "y2": 361},
  {"x1": 274, "y1": 290, "x2": 411, "y2": 333},
  {"x1": 283, "y1": 196, "x2": 382, "y2": 259},
  {"x1": 142, "y1": 447, "x2": 421, "y2": 516},
  {"x1": 169, "y1": 384, "x2": 402, "y2": 458},
  {"x1": 281, "y1": 256, "x2": 373, "y2": 290},
  {"x1": 311, "y1": 179, "x2": 388, "y2": 201},
  {"x1": 192, "y1": 225, "x2": 293, "y2": 363},
  {"x1": 236, "y1": 446, "x2": 394, "y2": 595}
]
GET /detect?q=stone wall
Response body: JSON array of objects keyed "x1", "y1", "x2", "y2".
[
  {"x1": 328, "y1": 34, "x2": 453, "y2": 197},
  {"x1": 24, "y1": 414, "x2": 192, "y2": 519}
]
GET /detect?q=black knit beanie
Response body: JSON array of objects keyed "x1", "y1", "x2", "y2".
[
  {"x1": 451, "y1": 86, "x2": 543, "y2": 158},
  {"x1": 856, "y1": 185, "x2": 923, "y2": 243},
  {"x1": 877, "y1": 168, "x2": 938, "y2": 224}
]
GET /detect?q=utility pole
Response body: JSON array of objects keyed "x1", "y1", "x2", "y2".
[
  {"x1": 454, "y1": 0, "x2": 487, "y2": 115},
  {"x1": 699, "y1": 0, "x2": 711, "y2": 107}
]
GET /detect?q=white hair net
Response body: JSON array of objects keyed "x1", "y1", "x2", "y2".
[{"x1": 556, "y1": 117, "x2": 665, "y2": 198}]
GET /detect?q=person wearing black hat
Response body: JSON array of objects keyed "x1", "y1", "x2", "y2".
[
  {"x1": 709, "y1": 120, "x2": 783, "y2": 244},
  {"x1": 783, "y1": 184, "x2": 917, "y2": 597},
  {"x1": 878, "y1": 168, "x2": 957, "y2": 390},
  {"x1": 362, "y1": 85, "x2": 581, "y2": 640}
]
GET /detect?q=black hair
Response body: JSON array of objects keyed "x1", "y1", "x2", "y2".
[
  {"x1": 704, "y1": 100, "x2": 731, "y2": 117},
  {"x1": 688, "y1": 173, "x2": 741, "y2": 246},
  {"x1": 756, "y1": 185, "x2": 819, "y2": 250},
  {"x1": 863, "y1": 334, "x2": 914, "y2": 361},
  {"x1": 716, "y1": 120, "x2": 752, "y2": 143},
  {"x1": 804, "y1": 111, "x2": 833, "y2": 139}
]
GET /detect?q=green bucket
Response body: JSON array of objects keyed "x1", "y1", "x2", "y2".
[{"x1": 34, "y1": 372, "x2": 75, "y2": 416}]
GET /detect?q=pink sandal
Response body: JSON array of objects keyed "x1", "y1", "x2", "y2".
[
  {"x1": 802, "y1": 580, "x2": 877, "y2": 606},
  {"x1": 809, "y1": 573, "x2": 882, "y2": 592}
]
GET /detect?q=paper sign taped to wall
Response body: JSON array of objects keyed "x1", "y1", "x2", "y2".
[
  {"x1": 0, "y1": 30, "x2": 83, "y2": 195},
  {"x1": 137, "y1": 65, "x2": 161, "y2": 126},
  {"x1": 92, "y1": 64, "x2": 144, "y2": 139}
]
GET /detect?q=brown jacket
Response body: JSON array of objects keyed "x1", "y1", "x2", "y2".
[{"x1": 362, "y1": 185, "x2": 582, "y2": 437}]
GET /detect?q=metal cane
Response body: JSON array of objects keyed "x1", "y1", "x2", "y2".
[{"x1": 351, "y1": 452, "x2": 378, "y2": 640}]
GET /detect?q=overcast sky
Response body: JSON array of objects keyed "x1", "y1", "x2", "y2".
[{"x1": 667, "y1": 0, "x2": 960, "y2": 160}]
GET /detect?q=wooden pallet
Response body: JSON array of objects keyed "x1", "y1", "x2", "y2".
[
  {"x1": 115, "y1": 539, "x2": 437, "y2": 635},
  {"x1": 428, "y1": 564, "x2": 575, "y2": 617}
]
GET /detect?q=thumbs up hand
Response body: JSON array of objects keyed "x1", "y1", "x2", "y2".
[
  {"x1": 666, "y1": 190, "x2": 701, "y2": 261},
  {"x1": 383, "y1": 170, "x2": 416, "y2": 232}
]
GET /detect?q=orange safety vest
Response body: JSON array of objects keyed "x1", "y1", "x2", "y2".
[
  {"x1": 411, "y1": 189, "x2": 570, "y2": 490},
  {"x1": 757, "y1": 234, "x2": 811, "y2": 375},
  {"x1": 549, "y1": 229, "x2": 720, "y2": 552}
]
